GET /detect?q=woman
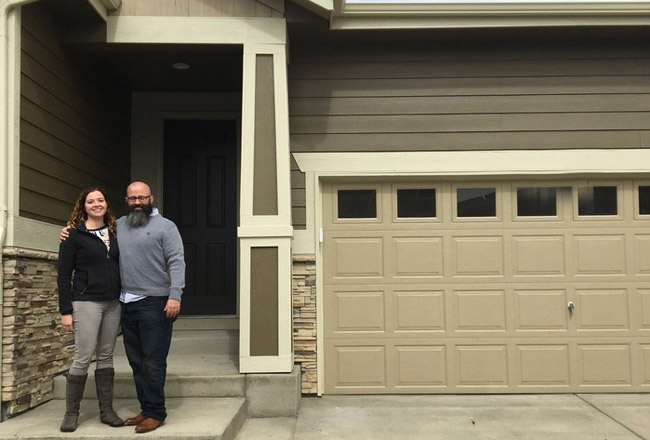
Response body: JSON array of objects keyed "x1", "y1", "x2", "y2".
[{"x1": 57, "y1": 187, "x2": 124, "y2": 432}]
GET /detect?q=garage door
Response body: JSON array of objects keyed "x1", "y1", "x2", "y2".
[{"x1": 323, "y1": 179, "x2": 650, "y2": 394}]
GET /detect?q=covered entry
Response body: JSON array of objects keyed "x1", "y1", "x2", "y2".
[
  {"x1": 163, "y1": 120, "x2": 238, "y2": 315},
  {"x1": 4, "y1": 0, "x2": 294, "y2": 378},
  {"x1": 322, "y1": 177, "x2": 650, "y2": 394}
]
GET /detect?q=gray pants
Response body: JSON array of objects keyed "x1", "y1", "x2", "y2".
[{"x1": 69, "y1": 300, "x2": 121, "y2": 376}]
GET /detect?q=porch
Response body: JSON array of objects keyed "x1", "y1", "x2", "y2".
[{"x1": 0, "y1": 321, "x2": 301, "y2": 439}]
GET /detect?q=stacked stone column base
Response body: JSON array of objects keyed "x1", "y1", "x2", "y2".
[
  {"x1": 292, "y1": 255, "x2": 317, "y2": 394},
  {"x1": 2, "y1": 248, "x2": 72, "y2": 417}
]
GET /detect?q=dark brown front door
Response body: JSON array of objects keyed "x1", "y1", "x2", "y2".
[{"x1": 163, "y1": 120, "x2": 237, "y2": 316}]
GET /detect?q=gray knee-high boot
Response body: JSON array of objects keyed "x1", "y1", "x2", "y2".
[
  {"x1": 94, "y1": 368, "x2": 124, "y2": 427},
  {"x1": 60, "y1": 373, "x2": 87, "y2": 432}
]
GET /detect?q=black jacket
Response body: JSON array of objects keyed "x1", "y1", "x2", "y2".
[{"x1": 57, "y1": 224, "x2": 120, "y2": 315}]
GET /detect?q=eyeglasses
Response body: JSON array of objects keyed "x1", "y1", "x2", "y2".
[{"x1": 126, "y1": 195, "x2": 152, "y2": 203}]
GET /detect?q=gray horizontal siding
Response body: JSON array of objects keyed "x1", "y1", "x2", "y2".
[
  {"x1": 290, "y1": 157, "x2": 306, "y2": 229},
  {"x1": 291, "y1": 113, "x2": 650, "y2": 134},
  {"x1": 290, "y1": 131, "x2": 646, "y2": 151},
  {"x1": 290, "y1": 95, "x2": 650, "y2": 116},
  {"x1": 287, "y1": 33, "x2": 650, "y2": 228},
  {"x1": 289, "y1": 76, "x2": 650, "y2": 98},
  {"x1": 20, "y1": 3, "x2": 131, "y2": 225},
  {"x1": 289, "y1": 59, "x2": 650, "y2": 79}
]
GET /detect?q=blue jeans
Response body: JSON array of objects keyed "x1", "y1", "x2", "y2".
[{"x1": 121, "y1": 296, "x2": 175, "y2": 421}]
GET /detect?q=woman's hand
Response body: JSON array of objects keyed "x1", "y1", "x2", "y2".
[{"x1": 61, "y1": 314, "x2": 73, "y2": 332}]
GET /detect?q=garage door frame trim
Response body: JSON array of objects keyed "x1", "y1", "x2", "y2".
[{"x1": 292, "y1": 148, "x2": 650, "y2": 395}]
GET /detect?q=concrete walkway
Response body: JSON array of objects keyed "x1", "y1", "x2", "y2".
[
  {"x1": 0, "y1": 393, "x2": 648, "y2": 439},
  {"x1": 237, "y1": 394, "x2": 650, "y2": 440}
]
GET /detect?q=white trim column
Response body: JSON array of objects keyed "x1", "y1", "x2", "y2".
[{"x1": 239, "y1": 43, "x2": 293, "y2": 373}]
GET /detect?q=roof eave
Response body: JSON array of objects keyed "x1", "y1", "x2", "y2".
[
  {"x1": 290, "y1": 0, "x2": 334, "y2": 19},
  {"x1": 330, "y1": 1, "x2": 650, "y2": 29}
]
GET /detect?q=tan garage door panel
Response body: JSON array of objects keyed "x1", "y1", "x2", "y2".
[{"x1": 323, "y1": 180, "x2": 650, "y2": 394}]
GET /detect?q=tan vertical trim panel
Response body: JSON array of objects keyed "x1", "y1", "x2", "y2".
[
  {"x1": 253, "y1": 54, "x2": 278, "y2": 216},
  {"x1": 239, "y1": 237, "x2": 293, "y2": 372},
  {"x1": 250, "y1": 246, "x2": 279, "y2": 355}
]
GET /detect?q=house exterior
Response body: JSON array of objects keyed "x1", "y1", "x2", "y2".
[{"x1": 1, "y1": 0, "x2": 650, "y2": 417}]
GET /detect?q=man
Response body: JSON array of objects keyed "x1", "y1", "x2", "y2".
[
  {"x1": 62, "y1": 181, "x2": 185, "y2": 434},
  {"x1": 118, "y1": 181, "x2": 185, "y2": 434}
]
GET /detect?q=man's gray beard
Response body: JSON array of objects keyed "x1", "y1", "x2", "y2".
[{"x1": 127, "y1": 209, "x2": 150, "y2": 227}]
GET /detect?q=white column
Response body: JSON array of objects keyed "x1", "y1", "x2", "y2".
[{"x1": 239, "y1": 43, "x2": 293, "y2": 373}]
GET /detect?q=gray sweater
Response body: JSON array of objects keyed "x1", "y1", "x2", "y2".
[{"x1": 116, "y1": 214, "x2": 185, "y2": 301}]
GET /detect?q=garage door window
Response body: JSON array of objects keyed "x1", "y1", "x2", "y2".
[
  {"x1": 338, "y1": 189, "x2": 377, "y2": 218},
  {"x1": 457, "y1": 187, "x2": 496, "y2": 218},
  {"x1": 578, "y1": 186, "x2": 617, "y2": 216},
  {"x1": 397, "y1": 188, "x2": 436, "y2": 218},
  {"x1": 639, "y1": 186, "x2": 650, "y2": 215},
  {"x1": 517, "y1": 187, "x2": 557, "y2": 217}
]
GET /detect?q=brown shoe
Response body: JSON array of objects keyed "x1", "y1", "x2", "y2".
[
  {"x1": 135, "y1": 417, "x2": 164, "y2": 434},
  {"x1": 124, "y1": 414, "x2": 144, "y2": 426}
]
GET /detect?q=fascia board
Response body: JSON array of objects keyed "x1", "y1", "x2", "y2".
[
  {"x1": 290, "y1": 0, "x2": 334, "y2": 18},
  {"x1": 298, "y1": 0, "x2": 334, "y2": 11},
  {"x1": 330, "y1": 14, "x2": 650, "y2": 29},
  {"x1": 332, "y1": 1, "x2": 650, "y2": 29},
  {"x1": 340, "y1": 1, "x2": 650, "y2": 15}
]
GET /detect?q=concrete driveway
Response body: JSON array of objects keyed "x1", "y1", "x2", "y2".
[{"x1": 237, "y1": 394, "x2": 650, "y2": 440}]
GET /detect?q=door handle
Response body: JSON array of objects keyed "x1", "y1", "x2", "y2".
[{"x1": 567, "y1": 301, "x2": 575, "y2": 317}]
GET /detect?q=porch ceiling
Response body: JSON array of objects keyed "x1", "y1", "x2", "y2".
[
  {"x1": 40, "y1": 0, "x2": 243, "y2": 93},
  {"x1": 67, "y1": 43, "x2": 243, "y2": 93}
]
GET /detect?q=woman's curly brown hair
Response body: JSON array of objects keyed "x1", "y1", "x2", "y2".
[{"x1": 66, "y1": 186, "x2": 117, "y2": 234}]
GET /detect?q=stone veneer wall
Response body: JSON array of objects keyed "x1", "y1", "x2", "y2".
[
  {"x1": 292, "y1": 255, "x2": 317, "y2": 394},
  {"x1": 2, "y1": 248, "x2": 72, "y2": 417}
]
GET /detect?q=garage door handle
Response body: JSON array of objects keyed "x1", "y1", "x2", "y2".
[{"x1": 567, "y1": 301, "x2": 575, "y2": 317}]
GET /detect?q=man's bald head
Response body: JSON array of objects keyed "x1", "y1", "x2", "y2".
[{"x1": 126, "y1": 181, "x2": 152, "y2": 197}]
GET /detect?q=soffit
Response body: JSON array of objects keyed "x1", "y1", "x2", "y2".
[
  {"x1": 32, "y1": 0, "x2": 243, "y2": 93},
  {"x1": 68, "y1": 43, "x2": 243, "y2": 93}
]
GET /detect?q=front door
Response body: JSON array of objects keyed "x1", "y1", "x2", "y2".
[{"x1": 163, "y1": 120, "x2": 237, "y2": 315}]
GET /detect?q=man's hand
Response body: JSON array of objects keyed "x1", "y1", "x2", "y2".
[
  {"x1": 61, "y1": 314, "x2": 73, "y2": 332},
  {"x1": 60, "y1": 226, "x2": 71, "y2": 242},
  {"x1": 164, "y1": 299, "x2": 181, "y2": 318}
]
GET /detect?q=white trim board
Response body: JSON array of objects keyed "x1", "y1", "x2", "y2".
[
  {"x1": 107, "y1": 16, "x2": 286, "y2": 45},
  {"x1": 9, "y1": 216, "x2": 61, "y2": 253},
  {"x1": 293, "y1": 149, "x2": 650, "y2": 176},
  {"x1": 332, "y1": 1, "x2": 650, "y2": 29}
]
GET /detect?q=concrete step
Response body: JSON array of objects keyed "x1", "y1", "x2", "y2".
[
  {"x1": 0, "y1": 397, "x2": 247, "y2": 440},
  {"x1": 53, "y1": 331, "x2": 245, "y2": 400},
  {"x1": 112, "y1": 329, "x2": 240, "y2": 356}
]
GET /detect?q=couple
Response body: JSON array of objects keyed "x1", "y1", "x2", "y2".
[{"x1": 57, "y1": 181, "x2": 185, "y2": 434}]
